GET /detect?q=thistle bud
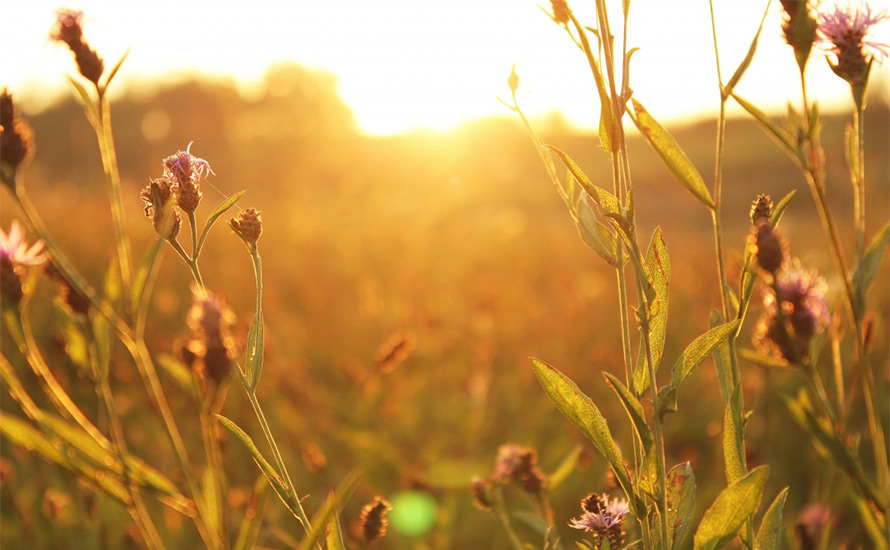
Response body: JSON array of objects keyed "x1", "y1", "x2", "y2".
[
  {"x1": 1, "y1": 90, "x2": 35, "y2": 187},
  {"x1": 754, "y1": 224, "x2": 785, "y2": 274},
  {"x1": 750, "y1": 194, "x2": 773, "y2": 226},
  {"x1": 358, "y1": 496, "x2": 392, "y2": 542},
  {"x1": 50, "y1": 9, "x2": 104, "y2": 85},
  {"x1": 230, "y1": 208, "x2": 263, "y2": 243}
]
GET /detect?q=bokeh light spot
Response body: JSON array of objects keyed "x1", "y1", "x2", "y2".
[{"x1": 389, "y1": 490, "x2": 438, "y2": 536}]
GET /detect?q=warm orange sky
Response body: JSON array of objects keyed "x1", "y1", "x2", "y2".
[{"x1": 3, "y1": 1, "x2": 888, "y2": 135}]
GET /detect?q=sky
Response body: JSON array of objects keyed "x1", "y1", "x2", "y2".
[{"x1": 2, "y1": 0, "x2": 889, "y2": 135}]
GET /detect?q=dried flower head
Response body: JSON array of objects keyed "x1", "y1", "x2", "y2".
[
  {"x1": 754, "y1": 262, "x2": 830, "y2": 363},
  {"x1": 550, "y1": 0, "x2": 571, "y2": 25},
  {"x1": 780, "y1": 0, "x2": 818, "y2": 70},
  {"x1": 817, "y1": 1, "x2": 889, "y2": 99},
  {"x1": 570, "y1": 493, "x2": 629, "y2": 549},
  {"x1": 358, "y1": 496, "x2": 392, "y2": 542},
  {"x1": 492, "y1": 443, "x2": 548, "y2": 496},
  {"x1": 50, "y1": 9, "x2": 104, "y2": 85},
  {"x1": 230, "y1": 208, "x2": 263, "y2": 244},
  {"x1": 140, "y1": 177, "x2": 181, "y2": 238},
  {"x1": 750, "y1": 194, "x2": 773, "y2": 226},
  {"x1": 1, "y1": 89, "x2": 35, "y2": 186},
  {"x1": 754, "y1": 223, "x2": 786, "y2": 274},
  {"x1": 471, "y1": 476, "x2": 496, "y2": 511},
  {"x1": 186, "y1": 286, "x2": 236, "y2": 385}
]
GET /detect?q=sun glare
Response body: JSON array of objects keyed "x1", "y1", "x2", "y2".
[{"x1": 3, "y1": 0, "x2": 887, "y2": 135}]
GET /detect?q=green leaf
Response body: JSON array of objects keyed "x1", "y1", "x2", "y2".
[
  {"x1": 216, "y1": 415, "x2": 290, "y2": 504},
  {"x1": 530, "y1": 358, "x2": 642, "y2": 514},
  {"x1": 666, "y1": 462, "x2": 696, "y2": 550},
  {"x1": 548, "y1": 445, "x2": 584, "y2": 489},
  {"x1": 630, "y1": 99, "x2": 713, "y2": 209},
  {"x1": 723, "y1": 1, "x2": 770, "y2": 98},
  {"x1": 544, "y1": 146, "x2": 620, "y2": 215},
  {"x1": 738, "y1": 348, "x2": 789, "y2": 370},
  {"x1": 693, "y1": 466, "x2": 769, "y2": 550},
  {"x1": 723, "y1": 385, "x2": 747, "y2": 485},
  {"x1": 731, "y1": 94, "x2": 802, "y2": 164},
  {"x1": 157, "y1": 353, "x2": 199, "y2": 395},
  {"x1": 710, "y1": 311, "x2": 733, "y2": 405},
  {"x1": 754, "y1": 488, "x2": 789, "y2": 550},
  {"x1": 196, "y1": 189, "x2": 247, "y2": 257},
  {"x1": 576, "y1": 197, "x2": 619, "y2": 267},
  {"x1": 65, "y1": 75, "x2": 99, "y2": 127},
  {"x1": 853, "y1": 222, "x2": 890, "y2": 307},
  {"x1": 660, "y1": 321, "x2": 740, "y2": 415},
  {"x1": 102, "y1": 48, "x2": 131, "y2": 92},
  {"x1": 771, "y1": 190, "x2": 797, "y2": 226},
  {"x1": 325, "y1": 506, "x2": 347, "y2": 550},
  {"x1": 299, "y1": 469, "x2": 362, "y2": 550},
  {"x1": 632, "y1": 227, "x2": 671, "y2": 394},
  {"x1": 247, "y1": 310, "x2": 265, "y2": 390},
  {"x1": 607, "y1": 214, "x2": 656, "y2": 303},
  {"x1": 570, "y1": 13, "x2": 616, "y2": 152},
  {"x1": 603, "y1": 372, "x2": 652, "y2": 451}
]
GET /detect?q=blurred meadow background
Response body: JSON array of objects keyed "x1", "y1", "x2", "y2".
[{"x1": 1, "y1": 1, "x2": 888, "y2": 549}]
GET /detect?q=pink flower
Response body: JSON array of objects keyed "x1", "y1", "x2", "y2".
[
  {"x1": 569, "y1": 494, "x2": 629, "y2": 531},
  {"x1": 163, "y1": 141, "x2": 213, "y2": 188},
  {"x1": 818, "y1": 2, "x2": 890, "y2": 62},
  {"x1": 0, "y1": 221, "x2": 46, "y2": 267}
]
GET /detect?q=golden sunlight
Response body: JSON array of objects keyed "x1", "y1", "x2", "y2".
[{"x1": 4, "y1": 0, "x2": 886, "y2": 134}]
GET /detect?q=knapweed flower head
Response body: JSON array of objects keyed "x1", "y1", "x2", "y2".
[
  {"x1": 1, "y1": 89, "x2": 35, "y2": 185},
  {"x1": 185, "y1": 286, "x2": 236, "y2": 385},
  {"x1": 491, "y1": 443, "x2": 548, "y2": 496},
  {"x1": 570, "y1": 493, "x2": 629, "y2": 549},
  {"x1": 780, "y1": 0, "x2": 818, "y2": 70},
  {"x1": 50, "y1": 9, "x2": 104, "y2": 85},
  {"x1": 162, "y1": 142, "x2": 213, "y2": 213},
  {"x1": 229, "y1": 208, "x2": 263, "y2": 244},
  {"x1": 754, "y1": 261, "x2": 830, "y2": 363},
  {"x1": 358, "y1": 496, "x2": 392, "y2": 542},
  {"x1": 817, "y1": 1, "x2": 889, "y2": 97},
  {"x1": 140, "y1": 177, "x2": 181, "y2": 238},
  {"x1": 1, "y1": 221, "x2": 46, "y2": 308}
]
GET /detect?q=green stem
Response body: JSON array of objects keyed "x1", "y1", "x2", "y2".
[
  {"x1": 200, "y1": 391, "x2": 230, "y2": 550},
  {"x1": 95, "y1": 95, "x2": 133, "y2": 309},
  {"x1": 642, "y1": 310, "x2": 669, "y2": 548},
  {"x1": 493, "y1": 488, "x2": 525, "y2": 550}
]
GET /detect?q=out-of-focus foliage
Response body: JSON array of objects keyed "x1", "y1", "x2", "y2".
[{"x1": 1, "y1": 64, "x2": 887, "y2": 548}]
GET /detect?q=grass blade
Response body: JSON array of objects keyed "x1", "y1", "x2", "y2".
[{"x1": 197, "y1": 189, "x2": 247, "y2": 257}]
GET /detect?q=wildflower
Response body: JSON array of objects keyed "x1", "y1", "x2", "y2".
[
  {"x1": 185, "y1": 286, "x2": 236, "y2": 386},
  {"x1": 471, "y1": 476, "x2": 496, "y2": 511},
  {"x1": 817, "y1": 2, "x2": 889, "y2": 102},
  {"x1": 162, "y1": 142, "x2": 212, "y2": 213},
  {"x1": 492, "y1": 443, "x2": 548, "y2": 496},
  {"x1": 0, "y1": 90, "x2": 35, "y2": 186},
  {"x1": 1, "y1": 221, "x2": 46, "y2": 308},
  {"x1": 50, "y1": 9, "x2": 104, "y2": 85},
  {"x1": 550, "y1": 0, "x2": 571, "y2": 26},
  {"x1": 780, "y1": 0, "x2": 818, "y2": 70},
  {"x1": 140, "y1": 177, "x2": 181, "y2": 238},
  {"x1": 570, "y1": 493, "x2": 629, "y2": 549},
  {"x1": 754, "y1": 262, "x2": 830, "y2": 363},
  {"x1": 358, "y1": 496, "x2": 392, "y2": 542},
  {"x1": 229, "y1": 208, "x2": 263, "y2": 244}
]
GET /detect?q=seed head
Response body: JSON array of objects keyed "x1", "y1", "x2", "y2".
[
  {"x1": 358, "y1": 496, "x2": 392, "y2": 542},
  {"x1": 230, "y1": 208, "x2": 263, "y2": 244},
  {"x1": 50, "y1": 9, "x2": 104, "y2": 85},
  {"x1": 550, "y1": 0, "x2": 571, "y2": 25},
  {"x1": 780, "y1": 0, "x2": 818, "y2": 70},
  {"x1": 1, "y1": 90, "x2": 35, "y2": 186},
  {"x1": 186, "y1": 286, "x2": 236, "y2": 385}
]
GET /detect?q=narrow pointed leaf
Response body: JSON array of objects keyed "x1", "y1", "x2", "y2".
[
  {"x1": 723, "y1": 1, "x2": 770, "y2": 98},
  {"x1": 723, "y1": 385, "x2": 747, "y2": 485},
  {"x1": 693, "y1": 466, "x2": 769, "y2": 550},
  {"x1": 631, "y1": 99, "x2": 713, "y2": 208},
  {"x1": 102, "y1": 48, "x2": 131, "y2": 91},
  {"x1": 771, "y1": 190, "x2": 797, "y2": 226},
  {"x1": 854, "y1": 221, "x2": 890, "y2": 298},
  {"x1": 604, "y1": 372, "x2": 652, "y2": 451},
  {"x1": 570, "y1": 13, "x2": 616, "y2": 151},
  {"x1": 732, "y1": 94, "x2": 802, "y2": 163},
  {"x1": 548, "y1": 445, "x2": 584, "y2": 489},
  {"x1": 216, "y1": 415, "x2": 289, "y2": 501},
  {"x1": 299, "y1": 469, "x2": 362, "y2": 550},
  {"x1": 247, "y1": 309, "x2": 265, "y2": 389},
  {"x1": 666, "y1": 462, "x2": 696, "y2": 550},
  {"x1": 530, "y1": 358, "x2": 641, "y2": 514},
  {"x1": 660, "y1": 321, "x2": 740, "y2": 415},
  {"x1": 633, "y1": 227, "x2": 671, "y2": 394},
  {"x1": 754, "y1": 488, "x2": 789, "y2": 550},
  {"x1": 545, "y1": 146, "x2": 620, "y2": 215},
  {"x1": 325, "y1": 506, "x2": 347, "y2": 550},
  {"x1": 65, "y1": 75, "x2": 99, "y2": 126},
  {"x1": 197, "y1": 189, "x2": 247, "y2": 256}
]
